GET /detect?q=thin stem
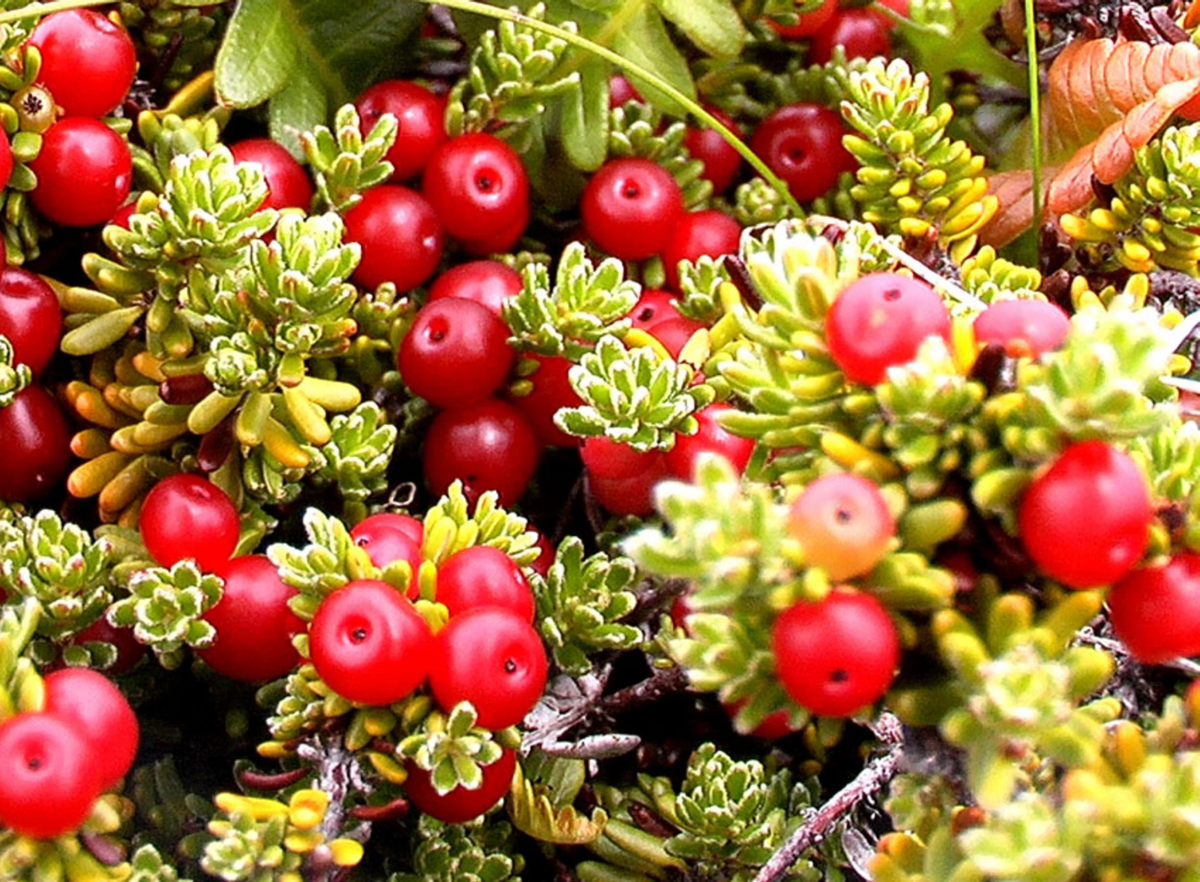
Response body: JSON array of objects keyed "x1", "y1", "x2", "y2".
[
  {"x1": 753, "y1": 713, "x2": 905, "y2": 882},
  {"x1": 1024, "y1": 0, "x2": 1043, "y2": 247},
  {"x1": 416, "y1": 0, "x2": 803, "y2": 217},
  {"x1": 0, "y1": 0, "x2": 108, "y2": 25}
]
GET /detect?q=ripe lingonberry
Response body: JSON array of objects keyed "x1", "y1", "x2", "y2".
[
  {"x1": 28, "y1": 9, "x2": 137, "y2": 118},
  {"x1": 581, "y1": 158, "x2": 685, "y2": 261},
  {"x1": 422, "y1": 133, "x2": 530, "y2": 255},
  {"x1": 422, "y1": 398, "x2": 541, "y2": 506},
  {"x1": 230, "y1": 138, "x2": 314, "y2": 212},
  {"x1": 750, "y1": 102, "x2": 856, "y2": 204},
  {"x1": 344, "y1": 185, "x2": 444, "y2": 292},
  {"x1": 30, "y1": 117, "x2": 132, "y2": 226},
  {"x1": 355, "y1": 79, "x2": 448, "y2": 182},
  {"x1": 398, "y1": 297, "x2": 515, "y2": 409}
]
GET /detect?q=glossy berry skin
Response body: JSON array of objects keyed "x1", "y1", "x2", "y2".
[
  {"x1": 404, "y1": 748, "x2": 516, "y2": 824},
  {"x1": 666, "y1": 402, "x2": 755, "y2": 480},
  {"x1": 786, "y1": 473, "x2": 895, "y2": 580},
  {"x1": 772, "y1": 588, "x2": 900, "y2": 717},
  {"x1": 580, "y1": 435, "x2": 662, "y2": 481},
  {"x1": 138, "y1": 474, "x2": 241, "y2": 572},
  {"x1": 436, "y1": 545, "x2": 535, "y2": 621},
  {"x1": 588, "y1": 453, "x2": 671, "y2": 517},
  {"x1": 581, "y1": 158, "x2": 686, "y2": 261},
  {"x1": 229, "y1": 139, "x2": 314, "y2": 212},
  {"x1": 0, "y1": 266, "x2": 63, "y2": 377},
  {"x1": 510, "y1": 353, "x2": 584, "y2": 448},
  {"x1": 810, "y1": 7, "x2": 894, "y2": 64},
  {"x1": 661, "y1": 209, "x2": 742, "y2": 291},
  {"x1": 609, "y1": 74, "x2": 645, "y2": 107},
  {"x1": 398, "y1": 298, "x2": 515, "y2": 409},
  {"x1": 825, "y1": 273, "x2": 951, "y2": 385},
  {"x1": 750, "y1": 102, "x2": 856, "y2": 204},
  {"x1": 0, "y1": 131, "x2": 12, "y2": 191},
  {"x1": 422, "y1": 133, "x2": 530, "y2": 255},
  {"x1": 767, "y1": 0, "x2": 838, "y2": 38},
  {"x1": 29, "y1": 10, "x2": 137, "y2": 118},
  {"x1": 344, "y1": 185, "x2": 443, "y2": 292},
  {"x1": 0, "y1": 384, "x2": 72, "y2": 503},
  {"x1": 683, "y1": 106, "x2": 744, "y2": 194},
  {"x1": 1108, "y1": 553, "x2": 1200, "y2": 664},
  {"x1": 355, "y1": 80, "x2": 447, "y2": 182},
  {"x1": 309, "y1": 579, "x2": 434, "y2": 706},
  {"x1": 430, "y1": 606, "x2": 548, "y2": 730},
  {"x1": 350, "y1": 513, "x2": 425, "y2": 596},
  {"x1": 42, "y1": 668, "x2": 138, "y2": 790},
  {"x1": 30, "y1": 117, "x2": 132, "y2": 226},
  {"x1": 972, "y1": 298, "x2": 1071, "y2": 358},
  {"x1": 198, "y1": 555, "x2": 304, "y2": 681},
  {"x1": 1018, "y1": 441, "x2": 1152, "y2": 589},
  {"x1": 0, "y1": 712, "x2": 104, "y2": 839},
  {"x1": 647, "y1": 316, "x2": 708, "y2": 359},
  {"x1": 427, "y1": 260, "x2": 523, "y2": 318},
  {"x1": 626, "y1": 289, "x2": 684, "y2": 331},
  {"x1": 422, "y1": 398, "x2": 541, "y2": 507}
]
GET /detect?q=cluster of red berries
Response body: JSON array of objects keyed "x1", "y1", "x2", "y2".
[
  {"x1": 23, "y1": 9, "x2": 136, "y2": 227},
  {"x1": 0, "y1": 668, "x2": 138, "y2": 840}
]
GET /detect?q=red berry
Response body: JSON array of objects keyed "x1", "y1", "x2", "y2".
[
  {"x1": 398, "y1": 298, "x2": 515, "y2": 409},
  {"x1": 609, "y1": 74, "x2": 645, "y2": 107},
  {"x1": 0, "y1": 712, "x2": 104, "y2": 839},
  {"x1": 626, "y1": 289, "x2": 684, "y2": 331},
  {"x1": 580, "y1": 435, "x2": 661, "y2": 480},
  {"x1": 825, "y1": 272, "x2": 951, "y2": 385},
  {"x1": 810, "y1": 7, "x2": 893, "y2": 64},
  {"x1": 138, "y1": 473, "x2": 241, "y2": 572},
  {"x1": 786, "y1": 473, "x2": 895, "y2": 580},
  {"x1": 422, "y1": 398, "x2": 541, "y2": 507},
  {"x1": 344, "y1": 185, "x2": 444, "y2": 292},
  {"x1": 198, "y1": 555, "x2": 303, "y2": 681},
  {"x1": 355, "y1": 80, "x2": 448, "y2": 182},
  {"x1": 229, "y1": 138, "x2": 314, "y2": 212},
  {"x1": 0, "y1": 266, "x2": 63, "y2": 378},
  {"x1": 403, "y1": 747, "x2": 517, "y2": 823},
  {"x1": 766, "y1": 0, "x2": 838, "y2": 38},
  {"x1": 666, "y1": 402, "x2": 755, "y2": 480},
  {"x1": 1109, "y1": 553, "x2": 1200, "y2": 663},
  {"x1": 422, "y1": 133, "x2": 530, "y2": 255},
  {"x1": 1018, "y1": 441, "x2": 1152, "y2": 589},
  {"x1": 661, "y1": 209, "x2": 742, "y2": 291},
  {"x1": 42, "y1": 668, "x2": 139, "y2": 790},
  {"x1": 683, "y1": 106, "x2": 744, "y2": 194},
  {"x1": 29, "y1": 9, "x2": 137, "y2": 118},
  {"x1": 773, "y1": 588, "x2": 900, "y2": 717},
  {"x1": 588, "y1": 453, "x2": 671, "y2": 517},
  {"x1": 429, "y1": 606, "x2": 548, "y2": 729},
  {"x1": 427, "y1": 260, "x2": 523, "y2": 319},
  {"x1": 750, "y1": 102, "x2": 856, "y2": 204},
  {"x1": 0, "y1": 384, "x2": 72, "y2": 503},
  {"x1": 581, "y1": 158, "x2": 685, "y2": 261},
  {"x1": 309, "y1": 579, "x2": 434, "y2": 706},
  {"x1": 0, "y1": 131, "x2": 12, "y2": 191},
  {"x1": 647, "y1": 316, "x2": 707, "y2": 359},
  {"x1": 972, "y1": 298, "x2": 1071, "y2": 358},
  {"x1": 30, "y1": 117, "x2": 132, "y2": 226},
  {"x1": 350, "y1": 513, "x2": 425, "y2": 593},
  {"x1": 436, "y1": 545, "x2": 535, "y2": 621},
  {"x1": 509, "y1": 353, "x2": 584, "y2": 449}
]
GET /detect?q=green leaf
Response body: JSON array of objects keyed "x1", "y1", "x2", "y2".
[
  {"x1": 561, "y1": 56, "x2": 609, "y2": 172},
  {"x1": 269, "y1": 64, "x2": 328, "y2": 158},
  {"x1": 215, "y1": 0, "x2": 425, "y2": 124},
  {"x1": 651, "y1": 0, "x2": 745, "y2": 58},
  {"x1": 612, "y1": 2, "x2": 695, "y2": 116},
  {"x1": 214, "y1": 0, "x2": 298, "y2": 107}
]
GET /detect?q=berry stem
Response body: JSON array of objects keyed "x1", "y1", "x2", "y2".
[{"x1": 752, "y1": 713, "x2": 905, "y2": 882}]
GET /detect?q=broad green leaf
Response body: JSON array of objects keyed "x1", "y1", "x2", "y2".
[
  {"x1": 652, "y1": 0, "x2": 746, "y2": 58},
  {"x1": 270, "y1": 63, "x2": 328, "y2": 157},
  {"x1": 561, "y1": 56, "x2": 609, "y2": 171},
  {"x1": 215, "y1": 0, "x2": 298, "y2": 107},
  {"x1": 612, "y1": 3, "x2": 695, "y2": 116},
  {"x1": 215, "y1": 0, "x2": 425, "y2": 122}
]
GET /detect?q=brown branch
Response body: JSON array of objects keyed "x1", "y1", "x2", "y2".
[{"x1": 752, "y1": 713, "x2": 905, "y2": 882}]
